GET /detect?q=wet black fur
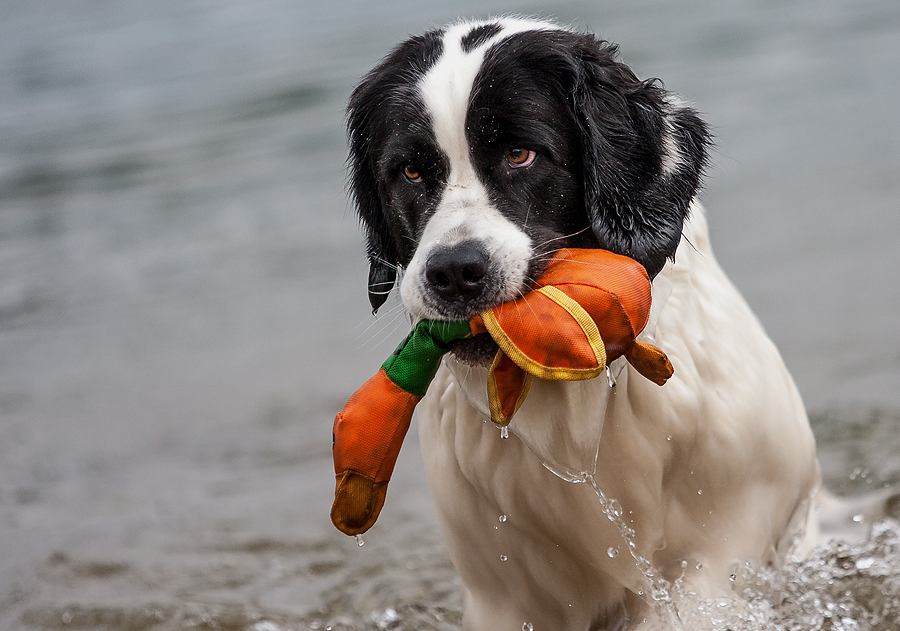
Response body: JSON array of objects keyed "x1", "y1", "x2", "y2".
[{"x1": 347, "y1": 24, "x2": 711, "y2": 313}]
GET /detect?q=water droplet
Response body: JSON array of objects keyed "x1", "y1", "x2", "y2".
[
  {"x1": 729, "y1": 573, "x2": 736, "y2": 582},
  {"x1": 607, "y1": 546, "x2": 619, "y2": 558},
  {"x1": 606, "y1": 365, "x2": 617, "y2": 388},
  {"x1": 651, "y1": 586, "x2": 670, "y2": 601},
  {"x1": 666, "y1": 435, "x2": 672, "y2": 441},
  {"x1": 856, "y1": 557, "x2": 875, "y2": 570},
  {"x1": 681, "y1": 560, "x2": 688, "y2": 569},
  {"x1": 522, "y1": 623, "x2": 534, "y2": 631},
  {"x1": 852, "y1": 513, "x2": 864, "y2": 523},
  {"x1": 62, "y1": 610, "x2": 74, "y2": 624},
  {"x1": 375, "y1": 607, "x2": 400, "y2": 628},
  {"x1": 500, "y1": 425, "x2": 509, "y2": 439},
  {"x1": 499, "y1": 514, "x2": 507, "y2": 523},
  {"x1": 695, "y1": 562, "x2": 703, "y2": 570},
  {"x1": 697, "y1": 489, "x2": 703, "y2": 495},
  {"x1": 355, "y1": 534, "x2": 365, "y2": 547},
  {"x1": 500, "y1": 554, "x2": 508, "y2": 562}
]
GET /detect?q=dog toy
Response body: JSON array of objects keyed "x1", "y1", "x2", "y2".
[{"x1": 331, "y1": 248, "x2": 673, "y2": 535}]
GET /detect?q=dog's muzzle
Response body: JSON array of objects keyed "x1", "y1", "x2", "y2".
[{"x1": 424, "y1": 240, "x2": 490, "y2": 305}]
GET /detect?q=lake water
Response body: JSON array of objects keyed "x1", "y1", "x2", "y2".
[{"x1": 1, "y1": 1, "x2": 899, "y2": 629}]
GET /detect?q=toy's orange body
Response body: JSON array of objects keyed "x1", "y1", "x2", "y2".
[
  {"x1": 471, "y1": 248, "x2": 672, "y2": 423},
  {"x1": 331, "y1": 249, "x2": 673, "y2": 536}
]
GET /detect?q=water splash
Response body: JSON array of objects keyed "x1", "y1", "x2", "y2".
[
  {"x1": 676, "y1": 518, "x2": 900, "y2": 631},
  {"x1": 584, "y1": 475, "x2": 685, "y2": 629},
  {"x1": 372, "y1": 607, "x2": 400, "y2": 629}
]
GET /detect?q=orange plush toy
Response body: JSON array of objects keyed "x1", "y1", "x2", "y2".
[{"x1": 331, "y1": 248, "x2": 673, "y2": 536}]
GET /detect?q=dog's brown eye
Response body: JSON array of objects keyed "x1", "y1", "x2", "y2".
[
  {"x1": 403, "y1": 165, "x2": 423, "y2": 183},
  {"x1": 507, "y1": 148, "x2": 536, "y2": 169}
]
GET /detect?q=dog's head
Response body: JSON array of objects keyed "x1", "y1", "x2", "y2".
[{"x1": 348, "y1": 18, "x2": 710, "y2": 326}]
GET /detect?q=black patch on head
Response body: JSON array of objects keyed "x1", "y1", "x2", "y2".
[
  {"x1": 471, "y1": 29, "x2": 711, "y2": 279},
  {"x1": 465, "y1": 29, "x2": 595, "y2": 285},
  {"x1": 347, "y1": 23, "x2": 711, "y2": 316},
  {"x1": 461, "y1": 22, "x2": 503, "y2": 53},
  {"x1": 347, "y1": 29, "x2": 447, "y2": 312}
]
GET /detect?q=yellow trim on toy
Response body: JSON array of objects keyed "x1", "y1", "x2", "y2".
[
  {"x1": 479, "y1": 292, "x2": 607, "y2": 381},
  {"x1": 487, "y1": 352, "x2": 534, "y2": 426},
  {"x1": 536, "y1": 286, "x2": 607, "y2": 373}
]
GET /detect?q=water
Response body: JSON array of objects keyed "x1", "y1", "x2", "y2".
[{"x1": 1, "y1": 1, "x2": 899, "y2": 630}]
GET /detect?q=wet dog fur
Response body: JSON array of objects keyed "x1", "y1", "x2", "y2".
[{"x1": 346, "y1": 17, "x2": 820, "y2": 631}]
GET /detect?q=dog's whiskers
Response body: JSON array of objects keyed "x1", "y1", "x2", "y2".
[
  {"x1": 532, "y1": 226, "x2": 592, "y2": 250},
  {"x1": 353, "y1": 303, "x2": 409, "y2": 354}
]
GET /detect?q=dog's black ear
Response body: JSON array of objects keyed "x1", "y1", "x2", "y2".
[
  {"x1": 570, "y1": 37, "x2": 711, "y2": 278},
  {"x1": 366, "y1": 251, "x2": 397, "y2": 314},
  {"x1": 346, "y1": 68, "x2": 401, "y2": 315},
  {"x1": 346, "y1": 31, "x2": 445, "y2": 313},
  {"x1": 348, "y1": 137, "x2": 398, "y2": 313}
]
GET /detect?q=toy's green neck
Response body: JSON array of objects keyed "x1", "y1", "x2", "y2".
[{"x1": 380, "y1": 320, "x2": 472, "y2": 398}]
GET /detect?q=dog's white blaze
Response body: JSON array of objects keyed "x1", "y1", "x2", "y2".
[
  {"x1": 399, "y1": 191, "x2": 534, "y2": 319},
  {"x1": 660, "y1": 95, "x2": 690, "y2": 176},
  {"x1": 419, "y1": 19, "x2": 559, "y2": 189},
  {"x1": 660, "y1": 118, "x2": 684, "y2": 177},
  {"x1": 401, "y1": 20, "x2": 559, "y2": 320}
]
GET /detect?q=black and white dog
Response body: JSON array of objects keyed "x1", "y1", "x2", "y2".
[{"x1": 347, "y1": 17, "x2": 820, "y2": 631}]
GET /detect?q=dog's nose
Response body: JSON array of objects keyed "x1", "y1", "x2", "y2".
[{"x1": 425, "y1": 242, "x2": 489, "y2": 302}]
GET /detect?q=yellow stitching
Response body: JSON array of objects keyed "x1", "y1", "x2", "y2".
[
  {"x1": 486, "y1": 353, "x2": 536, "y2": 426},
  {"x1": 479, "y1": 292, "x2": 605, "y2": 381},
  {"x1": 537, "y1": 286, "x2": 607, "y2": 369},
  {"x1": 487, "y1": 351, "x2": 509, "y2": 426}
]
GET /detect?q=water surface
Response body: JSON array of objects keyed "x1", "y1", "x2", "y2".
[{"x1": 1, "y1": 1, "x2": 899, "y2": 629}]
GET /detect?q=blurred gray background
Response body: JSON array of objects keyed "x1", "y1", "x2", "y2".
[{"x1": 1, "y1": 1, "x2": 898, "y2": 629}]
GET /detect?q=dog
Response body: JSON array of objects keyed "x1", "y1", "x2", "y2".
[{"x1": 346, "y1": 17, "x2": 821, "y2": 631}]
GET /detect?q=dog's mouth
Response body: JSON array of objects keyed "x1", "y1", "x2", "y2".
[
  {"x1": 447, "y1": 333, "x2": 498, "y2": 366},
  {"x1": 432, "y1": 255, "x2": 557, "y2": 367}
]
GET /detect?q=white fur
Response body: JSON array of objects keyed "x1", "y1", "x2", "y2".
[
  {"x1": 660, "y1": 95, "x2": 688, "y2": 177},
  {"x1": 388, "y1": 18, "x2": 821, "y2": 629},
  {"x1": 401, "y1": 20, "x2": 558, "y2": 321},
  {"x1": 398, "y1": 193, "x2": 533, "y2": 321},
  {"x1": 659, "y1": 118, "x2": 683, "y2": 177},
  {"x1": 416, "y1": 205, "x2": 821, "y2": 630}
]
